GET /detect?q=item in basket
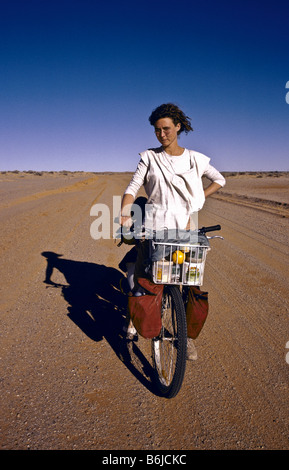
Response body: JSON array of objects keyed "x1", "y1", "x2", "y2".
[
  {"x1": 172, "y1": 250, "x2": 184, "y2": 264},
  {"x1": 185, "y1": 248, "x2": 204, "y2": 263},
  {"x1": 156, "y1": 261, "x2": 171, "y2": 282},
  {"x1": 183, "y1": 262, "x2": 203, "y2": 283},
  {"x1": 171, "y1": 264, "x2": 181, "y2": 282}
]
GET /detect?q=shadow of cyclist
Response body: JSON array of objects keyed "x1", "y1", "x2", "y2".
[{"x1": 41, "y1": 251, "x2": 157, "y2": 394}]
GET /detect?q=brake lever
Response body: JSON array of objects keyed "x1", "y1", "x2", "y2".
[{"x1": 207, "y1": 235, "x2": 224, "y2": 240}]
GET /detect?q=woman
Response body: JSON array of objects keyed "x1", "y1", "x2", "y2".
[{"x1": 120, "y1": 103, "x2": 225, "y2": 358}]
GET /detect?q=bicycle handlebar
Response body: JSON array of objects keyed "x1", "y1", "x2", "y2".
[
  {"x1": 115, "y1": 216, "x2": 221, "y2": 234},
  {"x1": 199, "y1": 224, "x2": 221, "y2": 234},
  {"x1": 117, "y1": 222, "x2": 222, "y2": 246}
]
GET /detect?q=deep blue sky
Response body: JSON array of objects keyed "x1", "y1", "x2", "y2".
[{"x1": 1, "y1": 0, "x2": 289, "y2": 172}]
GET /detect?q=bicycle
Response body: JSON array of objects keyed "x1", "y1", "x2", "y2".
[{"x1": 119, "y1": 223, "x2": 223, "y2": 399}]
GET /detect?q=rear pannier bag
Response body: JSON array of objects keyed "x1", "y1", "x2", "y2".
[
  {"x1": 128, "y1": 278, "x2": 163, "y2": 339},
  {"x1": 186, "y1": 286, "x2": 209, "y2": 339}
]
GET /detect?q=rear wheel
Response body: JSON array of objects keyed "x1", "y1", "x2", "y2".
[{"x1": 151, "y1": 285, "x2": 187, "y2": 398}]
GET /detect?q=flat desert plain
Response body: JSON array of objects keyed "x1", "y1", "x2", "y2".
[{"x1": 0, "y1": 170, "x2": 288, "y2": 450}]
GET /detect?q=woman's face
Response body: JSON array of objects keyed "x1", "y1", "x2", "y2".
[{"x1": 154, "y1": 117, "x2": 181, "y2": 149}]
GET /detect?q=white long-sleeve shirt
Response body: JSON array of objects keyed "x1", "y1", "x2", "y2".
[{"x1": 124, "y1": 147, "x2": 225, "y2": 231}]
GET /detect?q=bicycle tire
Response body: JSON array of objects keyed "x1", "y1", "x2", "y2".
[{"x1": 151, "y1": 285, "x2": 187, "y2": 398}]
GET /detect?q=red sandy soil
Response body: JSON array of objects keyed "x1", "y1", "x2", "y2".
[{"x1": 0, "y1": 171, "x2": 288, "y2": 450}]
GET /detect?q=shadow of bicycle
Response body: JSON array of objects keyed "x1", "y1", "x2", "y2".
[{"x1": 41, "y1": 251, "x2": 157, "y2": 394}]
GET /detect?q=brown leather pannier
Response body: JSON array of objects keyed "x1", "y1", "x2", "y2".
[
  {"x1": 186, "y1": 286, "x2": 209, "y2": 339},
  {"x1": 128, "y1": 278, "x2": 163, "y2": 339}
]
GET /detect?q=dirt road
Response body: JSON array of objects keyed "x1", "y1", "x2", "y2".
[{"x1": 0, "y1": 172, "x2": 288, "y2": 450}]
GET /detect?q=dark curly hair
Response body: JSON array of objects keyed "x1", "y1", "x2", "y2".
[{"x1": 149, "y1": 103, "x2": 193, "y2": 135}]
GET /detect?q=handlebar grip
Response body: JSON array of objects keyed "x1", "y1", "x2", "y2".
[{"x1": 200, "y1": 224, "x2": 221, "y2": 233}]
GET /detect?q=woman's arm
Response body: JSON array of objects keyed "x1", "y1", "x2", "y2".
[
  {"x1": 204, "y1": 181, "x2": 222, "y2": 198},
  {"x1": 203, "y1": 164, "x2": 225, "y2": 198},
  {"x1": 120, "y1": 193, "x2": 135, "y2": 227},
  {"x1": 120, "y1": 155, "x2": 148, "y2": 227}
]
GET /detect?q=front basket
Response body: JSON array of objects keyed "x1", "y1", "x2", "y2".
[{"x1": 151, "y1": 241, "x2": 210, "y2": 286}]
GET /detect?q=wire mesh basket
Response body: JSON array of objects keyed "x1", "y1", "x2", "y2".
[{"x1": 151, "y1": 241, "x2": 210, "y2": 286}]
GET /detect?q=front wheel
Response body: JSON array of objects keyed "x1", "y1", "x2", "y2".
[{"x1": 151, "y1": 285, "x2": 187, "y2": 398}]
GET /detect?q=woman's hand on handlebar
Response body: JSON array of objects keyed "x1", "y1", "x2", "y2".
[
  {"x1": 120, "y1": 214, "x2": 133, "y2": 228},
  {"x1": 120, "y1": 194, "x2": 135, "y2": 228}
]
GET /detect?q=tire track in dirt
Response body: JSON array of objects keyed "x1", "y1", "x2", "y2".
[
  {"x1": 190, "y1": 197, "x2": 289, "y2": 449},
  {"x1": 0, "y1": 175, "x2": 100, "y2": 210},
  {"x1": 0, "y1": 176, "x2": 107, "y2": 309},
  {"x1": 211, "y1": 191, "x2": 289, "y2": 218}
]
